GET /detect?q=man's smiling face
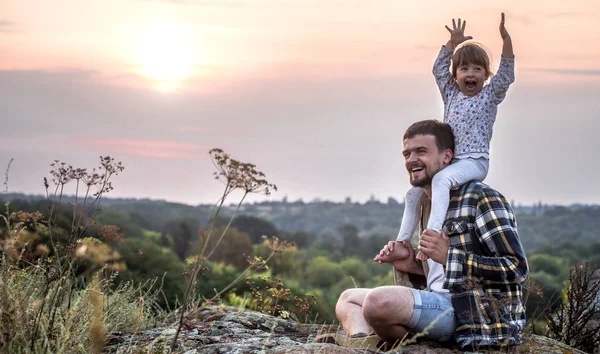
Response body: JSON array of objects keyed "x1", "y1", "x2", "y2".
[{"x1": 402, "y1": 134, "x2": 452, "y2": 187}]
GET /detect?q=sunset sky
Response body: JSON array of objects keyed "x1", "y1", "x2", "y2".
[{"x1": 1, "y1": 0, "x2": 599, "y2": 206}]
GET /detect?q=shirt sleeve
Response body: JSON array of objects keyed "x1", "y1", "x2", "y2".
[
  {"x1": 444, "y1": 188, "x2": 528, "y2": 287},
  {"x1": 432, "y1": 45, "x2": 457, "y2": 104},
  {"x1": 489, "y1": 56, "x2": 515, "y2": 105}
]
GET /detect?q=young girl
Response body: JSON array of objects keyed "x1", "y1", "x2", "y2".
[{"x1": 397, "y1": 13, "x2": 515, "y2": 261}]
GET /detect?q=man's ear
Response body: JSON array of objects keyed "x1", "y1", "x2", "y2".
[{"x1": 443, "y1": 149, "x2": 453, "y2": 165}]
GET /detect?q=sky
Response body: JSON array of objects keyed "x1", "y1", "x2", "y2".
[{"x1": 1, "y1": 0, "x2": 599, "y2": 207}]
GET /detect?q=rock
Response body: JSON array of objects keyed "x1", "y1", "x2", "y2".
[{"x1": 105, "y1": 306, "x2": 587, "y2": 354}]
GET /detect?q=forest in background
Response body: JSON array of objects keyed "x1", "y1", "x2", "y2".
[
  {"x1": 3, "y1": 192, "x2": 599, "y2": 325},
  {"x1": 5, "y1": 192, "x2": 598, "y2": 252}
]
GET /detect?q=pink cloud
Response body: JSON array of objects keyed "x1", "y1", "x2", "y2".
[
  {"x1": 170, "y1": 125, "x2": 211, "y2": 133},
  {"x1": 75, "y1": 138, "x2": 211, "y2": 160}
]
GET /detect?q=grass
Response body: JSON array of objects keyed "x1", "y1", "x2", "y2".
[
  {"x1": 0, "y1": 156, "x2": 166, "y2": 353},
  {"x1": 0, "y1": 256, "x2": 164, "y2": 353},
  {"x1": 0, "y1": 151, "x2": 295, "y2": 353}
]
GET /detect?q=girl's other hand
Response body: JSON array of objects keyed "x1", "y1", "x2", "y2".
[
  {"x1": 499, "y1": 12, "x2": 511, "y2": 40},
  {"x1": 445, "y1": 18, "x2": 473, "y2": 46}
]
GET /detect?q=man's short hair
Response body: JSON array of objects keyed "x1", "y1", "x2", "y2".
[{"x1": 403, "y1": 119, "x2": 455, "y2": 152}]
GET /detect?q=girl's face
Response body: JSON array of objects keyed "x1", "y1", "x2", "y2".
[{"x1": 456, "y1": 62, "x2": 487, "y2": 96}]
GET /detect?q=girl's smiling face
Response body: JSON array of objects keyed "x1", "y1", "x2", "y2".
[
  {"x1": 456, "y1": 62, "x2": 487, "y2": 96},
  {"x1": 451, "y1": 43, "x2": 492, "y2": 96}
]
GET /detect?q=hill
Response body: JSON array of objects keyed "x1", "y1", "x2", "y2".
[{"x1": 2, "y1": 193, "x2": 599, "y2": 252}]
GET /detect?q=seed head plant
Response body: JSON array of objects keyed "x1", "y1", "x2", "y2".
[
  {"x1": 545, "y1": 262, "x2": 600, "y2": 353},
  {"x1": 0, "y1": 156, "x2": 161, "y2": 353},
  {"x1": 170, "y1": 149, "x2": 278, "y2": 351}
]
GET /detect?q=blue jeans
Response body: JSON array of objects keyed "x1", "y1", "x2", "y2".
[{"x1": 408, "y1": 289, "x2": 456, "y2": 342}]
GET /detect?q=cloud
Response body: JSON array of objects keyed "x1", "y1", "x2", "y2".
[
  {"x1": 504, "y1": 13, "x2": 532, "y2": 25},
  {"x1": 136, "y1": 0, "x2": 244, "y2": 6},
  {"x1": 413, "y1": 44, "x2": 439, "y2": 52},
  {"x1": 0, "y1": 20, "x2": 16, "y2": 33},
  {"x1": 170, "y1": 125, "x2": 211, "y2": 133},
  {"x1": 521, "y1": 68, "x2": 600, "y2": 77},
  {"x1": 74, "y1": 138, "x2": 212, "y2": 160},
  {"x1": 555, "y1": 54, "x2": 592, "y2": 61},
  {"x1": 467, "y1": 10, "x2": 532, "y2": 25},
  {"x1": 137, "y1": 0, "x2": 190, "y2": 3},
  {"x1": 545, "y1": 11, "x2": 584, "y2": 19}
]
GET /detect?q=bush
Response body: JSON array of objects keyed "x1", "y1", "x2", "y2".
[
  {"x1": 0, "y1": 156, "x2": 166, "y2": 353},
  {"x1": 545, "y1": 262, "x2": 600, "y2": 353},
  {"x1": 0, "y1": 261, "x2": 163, "y2": 353}
]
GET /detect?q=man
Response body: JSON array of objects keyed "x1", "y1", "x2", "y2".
[{"x1": 334, "y1": 119, "x2": 529, "y2": 350}]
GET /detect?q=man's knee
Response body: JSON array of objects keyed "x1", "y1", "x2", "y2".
[
  {"x1": 362, "y1": 293, "x2": 386, "y2": 325},
  {"x1": 335, "y1": 288, "x2": 367, "y2": 317},
  {"x1": 362, "y1": 286, "x2": 413, "y2": 326}
]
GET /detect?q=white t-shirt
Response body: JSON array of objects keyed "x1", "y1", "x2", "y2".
[
  {"x1": 420, "y1": 200, "x2": 448, "y2": 293},
  {"x1": 426, "y1": 259, "x2": 448, "y2": 293}
]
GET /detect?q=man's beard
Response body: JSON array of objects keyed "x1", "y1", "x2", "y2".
[
  {"x1": 410, "y1": 173, "x2": 432, "y2": 188},
  {"x1": 408, "y1": 162, "x2": 434, "y2": 188}
]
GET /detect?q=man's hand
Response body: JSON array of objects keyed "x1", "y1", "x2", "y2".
[
  {"x1": 418, "y1": 229, "x2": 449, "y2": 265},
  {"x1": 374, "y1": 241, "x2": 424, "y2": 275},
  {"x1": 445, "y1": 18, "x2": 473, "y2": 49},
  {"x1": 499, "y1": 12, "x2": 510, "y2": 40}
]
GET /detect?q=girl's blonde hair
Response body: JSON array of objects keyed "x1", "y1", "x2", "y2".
[{"x1": 451, "y1": 43, "x2": 493, "y2": 79}]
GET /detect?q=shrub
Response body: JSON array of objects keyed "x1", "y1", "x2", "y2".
[{"x1": 545, "y1": 262, "x2": 600, "y2": 353}]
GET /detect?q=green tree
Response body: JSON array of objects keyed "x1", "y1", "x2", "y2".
[
  {"x1": 163, "y1": 216, "x2": 200, "y2": 260},
  {"x1": 361, "y1": 234, "x2": 391, "y2": 260},
  {"x1": 196, "y1": 261, "x2": 248, "y2": 300},
  {"x1": 305, "y1": 256, "x2": 344, "y2": 288},
  {"x1": 339, "y1": 257, "x2": 370, "y2": 286},
  {"x1": 190, "y1": 226, "x2": 253, "y2": 270},
  {"x1": 529, "y1": 254, "x2": 568, "y2": 280},
  {"x1": 96, "y1": 211, "x2": 144, "y2": 238},
  {"x1": 338, "y1": 224, "x2": 361, "y2": 257},
  {"x1": 288, "y1": 230, "x2": 317, "y2": 249},
  {"x1": 253, "y1": 243, "x2": 299, "y2": 278},
  {"x1": 231, "y1": 215, "x2": 278, "y2": 244},
  {"x1": 159, "y1": 231, "x2": 172, "y2": 248},
  {"x1": 114, "y1": 238, "x2": 186, "y2": 309}
]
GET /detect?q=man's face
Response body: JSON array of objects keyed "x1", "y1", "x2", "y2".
[{"x1": 402, "y1": 134, "x2": 451, "y2": 187}]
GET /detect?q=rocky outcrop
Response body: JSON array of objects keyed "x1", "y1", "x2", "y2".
[
  {"x1": 105, "y1": 306, "x2": 587, "y2": 353},
  {"x1": 593, "y1": 269, "x2": 600, "y2": 321}
]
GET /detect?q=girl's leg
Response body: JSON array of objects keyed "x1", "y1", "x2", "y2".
[
  {"x1": 426, "y1": 158, "x2": 489, "y2": 233},
  {"x1": 397, "y1": 187, "x2": 426, "y2": 242}
]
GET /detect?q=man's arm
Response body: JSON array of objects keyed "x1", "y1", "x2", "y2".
[
  {"x1": 374, "y1": 241, "x2": 424, "y2": 276},
  {"x1": 445, "y1": 188, "x2": 528, "y2": 287}
]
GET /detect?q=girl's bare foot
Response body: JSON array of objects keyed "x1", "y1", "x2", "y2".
[
  {"x1": 416, "y1": 251, "x2": 429, "y2": 261},
  {"x1": 374, "y1": 241, "x2": 411, "y2": 263}
]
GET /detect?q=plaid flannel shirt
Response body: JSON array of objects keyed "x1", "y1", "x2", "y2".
[{"x1": 442, "y1": 181, "x2": 529, "y2": 350}]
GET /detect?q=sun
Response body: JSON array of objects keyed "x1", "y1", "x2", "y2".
[{"x1": 135, "y1": 23, "x2": 195, "y2": 91}]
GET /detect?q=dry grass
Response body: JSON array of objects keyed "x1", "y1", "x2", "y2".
[{"x1": 0, "y1": 156, "x2": 165, "y2": 353}]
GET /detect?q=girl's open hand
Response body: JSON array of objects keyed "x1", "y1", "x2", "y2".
[
  {"x1": 445, "y1": 18, "x2": 473, "y2": 46},
  {"x1": 499, "y1": 12, "x2": 510, "y2": 40}
]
